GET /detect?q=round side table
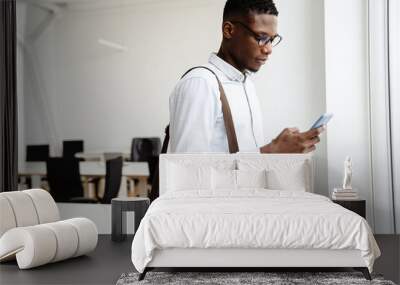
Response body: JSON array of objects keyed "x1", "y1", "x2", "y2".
[{"x1": 111, "y1": 197, "x2": 150, "y2": 242}]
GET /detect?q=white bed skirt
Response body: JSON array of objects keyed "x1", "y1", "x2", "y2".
[{"x1": 148, "y1": 248, "x2": 366, "y2": 268}]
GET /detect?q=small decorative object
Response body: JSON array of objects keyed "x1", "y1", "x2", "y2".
[
  {"x1": 342, "y1": 156, "x2": 352, "y2": 190},
  {"x1": 332, "y1": 156, "x2": 358, "y2": 200}
]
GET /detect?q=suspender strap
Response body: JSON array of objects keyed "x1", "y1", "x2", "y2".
[{"x1": 165, "y1": 66, "x2": 239, "y2": 154}]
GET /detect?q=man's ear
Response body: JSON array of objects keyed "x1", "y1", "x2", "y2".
[{"x1": 222, "y1": 21, "x2": 235, "y2": 39}]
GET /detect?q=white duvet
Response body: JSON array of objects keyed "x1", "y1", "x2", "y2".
[{"x1": 131, "y1": 190, "x2": 380, "y2": 273}]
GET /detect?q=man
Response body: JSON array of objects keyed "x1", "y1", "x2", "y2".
[{"x1": 169, "y1": 0, "x2": 323, "y2": 154}]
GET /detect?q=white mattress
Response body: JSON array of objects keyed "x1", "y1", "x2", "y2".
[{"x1": 131, "y1": 190, "x2": 380, "y2": 273}]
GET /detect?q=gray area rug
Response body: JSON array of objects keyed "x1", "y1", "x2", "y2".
[{"x1": 117, "y1": 272, "x2": 396, "y2": 285}]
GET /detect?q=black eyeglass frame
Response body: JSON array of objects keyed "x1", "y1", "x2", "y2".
[{"x1": 230, "y1": 21, "x2": 282, "y2": 47}]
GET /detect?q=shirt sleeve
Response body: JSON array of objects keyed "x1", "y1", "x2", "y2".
[{"x1": 169, "y1": 76, "x2": 219, "y2": 153}]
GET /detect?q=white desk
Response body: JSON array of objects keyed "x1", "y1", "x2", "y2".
[
  {"x1": 75, "y1": 152, "x2": 131, "y2": 161},
  {"x1": 18, "y1": 161, "x2": 149, "y2": 197}
]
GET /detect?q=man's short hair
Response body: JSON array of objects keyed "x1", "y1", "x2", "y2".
[{"x1": 223, "y1": 0, "x2": 279, "y2": 20}]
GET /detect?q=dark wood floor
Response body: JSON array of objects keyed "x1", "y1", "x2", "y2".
[
  {"x1": 0, "y1": 235, "x2": 135, "y2": 285},
  {"x1": 0, "y1": 235, "x2": 398, "y2": 285}
]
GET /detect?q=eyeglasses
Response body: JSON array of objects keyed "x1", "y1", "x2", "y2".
[{"x1": 231, "y1": 21, "x2": 282, "y2": 48}]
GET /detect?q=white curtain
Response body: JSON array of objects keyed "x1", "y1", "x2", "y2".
[
  {"x1": 388, "y1": 0, "x2": 400, "y2": 233},
  {"x1": 368, "y1": 0, "x2": 399, "y2": 234}
]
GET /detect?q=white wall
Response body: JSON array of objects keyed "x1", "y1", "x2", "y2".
[
  {"x1": 257, "y1": 0, "x2": 327, "y2": 196},
  {"x1": 18, "y1": 0, "x2": 328, "y2": 194},
  {"x1": 23, "y1": 0, "x2": 225, "y2": 154},
  {"x1": 58, "y1": 203, "x2": 136, "y2": 234},
  {"x1": 324, "y1": 0, "x2": 375, "y2": 227}
]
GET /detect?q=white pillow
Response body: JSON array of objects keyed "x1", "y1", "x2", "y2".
[
  {"x1": 167, "y1": 163, "x2": 212, "y2": 191},
  {"x1": 212, "y1": 168, "x2": 236, "y2": 190},
  {"x1": 236, "y1": 169, "x2": 268, "y2": 189},
  {"x1": 237, "y1": 158, "x2": 311, "y2": 192},
  {"x1": 266, "y1": 166, "x2": 307, "y2": 191}
]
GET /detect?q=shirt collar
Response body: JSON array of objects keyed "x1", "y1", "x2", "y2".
[{"x1": 208, "y1": 53, "x2": 249, "y2": 83}]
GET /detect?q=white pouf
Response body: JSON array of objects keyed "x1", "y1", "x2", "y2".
[{"x1": 0, "y1": 189, "x2": 98, "y2": 269}]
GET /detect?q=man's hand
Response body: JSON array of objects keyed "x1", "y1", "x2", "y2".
[{"x1": 260, "y1": 127, "x2": 324, "y2": 154}]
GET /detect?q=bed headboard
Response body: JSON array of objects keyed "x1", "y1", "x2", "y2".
[{"x1": 159, "y1": 153, "x2": 315, "y2": 196}]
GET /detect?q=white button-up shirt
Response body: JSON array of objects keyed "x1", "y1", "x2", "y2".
[{"x1": 169, "y1": 53, "x2": 265, "y2": 153}]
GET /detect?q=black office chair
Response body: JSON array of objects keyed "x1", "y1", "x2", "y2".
[
  {"x1": 67, "y1": 156, "x2": 123, "y2": 204},
  {"x1": 100, "y1": 156, "x2": 123, "y2": 204},
  {"x1": 130, "y1": 138, "x2": 161, "y2": 185},
  {"x1": 26, "y1": 145, "x2": 50, "y2": 161},
  {"x1": 63, "y1": 140, "x2": 84, "y2": 159},
  {"x1": 130, "y1": 138, "x2": 161, "y2": 162},
  {"x1": 23, "y1": 145, "x2": 51, "y2": 188},
  {"x1": 46, "y1": 158, "x2": 85, "y2": 202}
]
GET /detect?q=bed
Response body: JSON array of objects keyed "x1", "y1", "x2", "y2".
[{"x1": 131, "y1": 154, "x2": 380, "y2": 280}]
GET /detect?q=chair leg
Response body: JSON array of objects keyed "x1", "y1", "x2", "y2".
[
  {"x1": 354, "y1": 267, "x2": 372, "y2": 280},
  {"x1": 138, "y1": 268, "x2": 148, "y2": 281}
]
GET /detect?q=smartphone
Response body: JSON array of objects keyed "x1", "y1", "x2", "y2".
[{"x1": 310, "y1": 113, "x2": 333, "y2": 130}]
